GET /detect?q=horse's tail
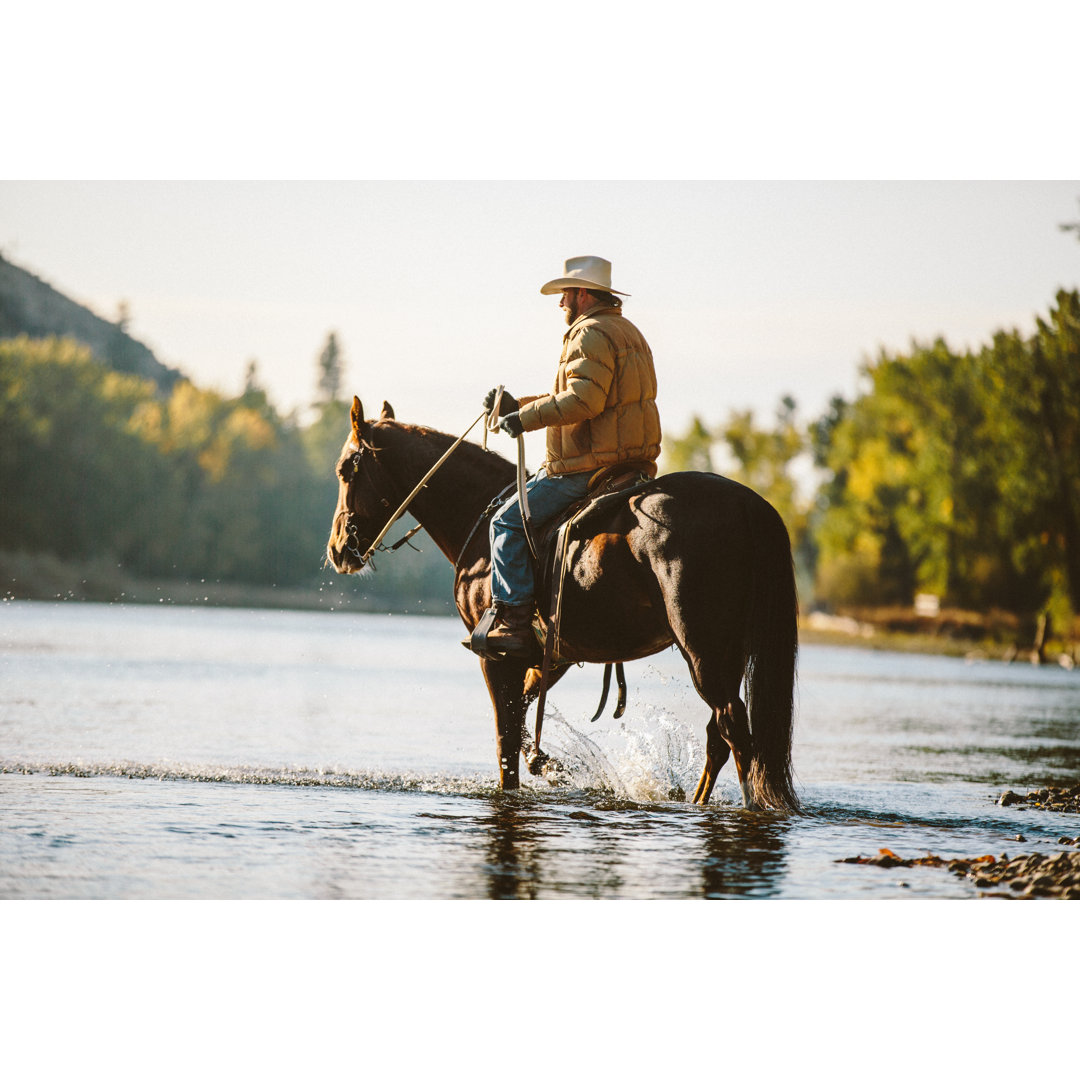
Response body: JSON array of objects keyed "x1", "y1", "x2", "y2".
[{"x1": 743, "y1": 498, "x2": 800, "y2": 812}]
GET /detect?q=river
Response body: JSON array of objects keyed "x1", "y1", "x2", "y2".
[{"x1": 2, "y1": 600, "x2": 1078, "y2": 900}]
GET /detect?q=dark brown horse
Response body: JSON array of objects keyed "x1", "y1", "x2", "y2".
[{"x1": 327, "y1": 397, "x2": 800, "y2": 811}]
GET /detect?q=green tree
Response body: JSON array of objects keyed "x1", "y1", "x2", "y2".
[
  {"x1": 0, "y1": 335, "x2": 172, "y2": 565},
  {"x1": 316, "y1": 332, "x2": 344, "y2": 404},
  {"x1": 979, "y1": 292, "x2": 1080, "y2": 614},
  {"x1": 809, "y1": 291, "x2": 1080, "y2": 617},
  {"x1": 661, "y1": 415, "x2": 716, "y2": 473}
]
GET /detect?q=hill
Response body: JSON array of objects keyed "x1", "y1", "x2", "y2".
[{"x1": 0, "y1": 253, "x2": 182, "y2": 392}]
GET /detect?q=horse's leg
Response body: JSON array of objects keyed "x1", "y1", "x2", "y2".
[
  {"x1": 691, "y1": 706, "x2": 732, "y2": 804},
  {"x1": 718, "y1": 698, "x2": 755, "y2": 808},
  {"x1": 480, "y1": 655, "x2": 530, "y2": 789},
  {"x1": 654, "y1": 569, "x2": 752, "y2": 807}
]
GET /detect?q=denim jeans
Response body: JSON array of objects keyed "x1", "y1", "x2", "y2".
[{"x1": 489, "y1": 468, "x2": 595, "y2": 607}]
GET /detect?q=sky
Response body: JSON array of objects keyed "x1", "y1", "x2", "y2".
[
  {"x1": 4, "y1": 4, "x2": 1079, "y2": 460},
  {"x1": 3, "y1": 179, "x2": 1078, "y2": 449}
]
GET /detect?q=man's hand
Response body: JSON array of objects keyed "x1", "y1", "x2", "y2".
[
  {"x1": 483, "y1": 388, "x2": 520, "y2": 417},
  {"x1": 499, "y1": 412, "x2": 524, "y2": 438}
]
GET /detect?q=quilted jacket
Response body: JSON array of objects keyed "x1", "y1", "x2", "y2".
[{"x1": 515, "y1": 305, "x2": 661, "y2": 476}]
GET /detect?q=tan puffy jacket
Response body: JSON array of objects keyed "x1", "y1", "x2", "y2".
[{"x1": 516, "y1": 305, "x2": 661, "y2": 476}]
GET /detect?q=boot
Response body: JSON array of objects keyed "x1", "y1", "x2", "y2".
[{"x1": 481, "y1": 602, "x2": 535, "y2": 657}]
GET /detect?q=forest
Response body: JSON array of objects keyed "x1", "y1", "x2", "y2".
[
  {"x1": 2, "y1": 289, "x2": 1079, "y2": 651},
  {"x1": 0, "y1": 331, "x2": 453, "y2": 613}
]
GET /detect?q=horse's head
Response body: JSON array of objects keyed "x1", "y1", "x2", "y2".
[{"x1": 326, "y1": 396, "x2": 399, "y2": 574}]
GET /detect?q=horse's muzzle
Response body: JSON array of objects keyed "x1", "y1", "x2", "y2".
[{"x1": 328, "y1": 513, "x2": 370, "y2": 574}]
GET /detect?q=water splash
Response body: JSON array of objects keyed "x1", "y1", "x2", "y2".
[{"x1": 532, "y1": 705, "x2": 707, "y2": 802}]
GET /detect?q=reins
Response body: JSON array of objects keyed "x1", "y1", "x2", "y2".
[
  {"x1": 358, "y1": 387, "x2": 533, "y2": 566},
  {"x1": 486, "y1": 386, "x2": 538, "y2": 562},
  {"x1": 358, "y1": 411, "x2": 486, "y2": 564}
]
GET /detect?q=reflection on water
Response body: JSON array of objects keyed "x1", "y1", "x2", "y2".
[
  {"x1": 426, "y1": 794, "x2": 797, "y2": 900},
  {"x1": 479, "y1": 797, "x2": 550, "y2": 900},
  {"x1": 696, "y1": 811, "x2": 792, "y2": 898}
]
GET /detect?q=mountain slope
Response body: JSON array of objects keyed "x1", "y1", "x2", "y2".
[{"x1": 0, "y1": 253, "x2": 182, "y2": 391}]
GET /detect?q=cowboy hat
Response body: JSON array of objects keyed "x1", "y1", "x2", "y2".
[{"x1": 540, "y1": 255, "x2": 629, "y2": 296}]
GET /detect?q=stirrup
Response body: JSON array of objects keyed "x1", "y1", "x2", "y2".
[{"x1": 464, "y1": 606, "x2": 533, "y2": 660}]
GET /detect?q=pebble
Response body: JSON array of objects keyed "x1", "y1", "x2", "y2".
[
  {"x1": 839, "y1": 784, "x2": 1080, "y2": 897},
  {"x1": 996, "y1": 785, "x2": 1080, "y2": 813},
  {"x1": 838, "y1": 847, "x2": 1080, "y2": 899}
]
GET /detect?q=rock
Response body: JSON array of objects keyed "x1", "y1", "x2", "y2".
[{"x1": 840, "y1": 845, "x2": 1080, "y2": 898}]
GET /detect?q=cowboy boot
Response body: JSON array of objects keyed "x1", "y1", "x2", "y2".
[{"x1": 482, "y1": 601, "x2": 536, "y2": 657}]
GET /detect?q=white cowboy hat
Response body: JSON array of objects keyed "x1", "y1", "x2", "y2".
[{"x1": 540, "y1": 255, "x2": 629, "y2": 296}]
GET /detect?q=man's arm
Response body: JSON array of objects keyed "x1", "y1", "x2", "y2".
[{"x1": 517, "y1": 327, "x2": 615, "y2": 431}]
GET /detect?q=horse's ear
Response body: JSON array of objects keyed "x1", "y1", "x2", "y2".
[
  {"x1": 351, "y1": 396, "x2": 366, "y2": 440},
  {"x1": 380, "y1": 401, "x2": 395, "y2": 420}
]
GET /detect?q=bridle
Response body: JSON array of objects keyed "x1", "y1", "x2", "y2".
[
  {"x1": 340, "y1": 405, "x2": 498, "y2": 568},
  {"x1": 339, "y1": 438, "x2": 415, "y2": 566},
  {"x1": 338, "y1": 389, "x2": 534, "y2": 570}
]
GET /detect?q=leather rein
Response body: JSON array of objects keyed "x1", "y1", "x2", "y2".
[{"x1": 348, "y1": 389, "x2": 532, "y2": 568}]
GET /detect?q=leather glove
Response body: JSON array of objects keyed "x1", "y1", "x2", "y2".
[
  {"x1": 499, "y1": 412, "x2": 525, "y2": 438},
  {"x1": 483, "y1": 387, "x2": 520, "y2": 417}
]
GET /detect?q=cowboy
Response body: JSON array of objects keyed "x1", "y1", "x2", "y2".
[{"x1": 479, "y1": 255, "x2": 662, "y2": 656}]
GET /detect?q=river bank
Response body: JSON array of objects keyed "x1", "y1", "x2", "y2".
[
  {"x1": 4, "y1": 549, "x2": 1079, "y2": 666},
  {"x1": 802, "y1": 608, "x2": 1080, "y2": 668},
  {"x1": 0, "y1": 549, "x2": 455, "y2": 616}
]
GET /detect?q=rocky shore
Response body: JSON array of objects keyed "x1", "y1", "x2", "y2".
[
  {"x1": 840, "y1": 847, "x2": 1080, "y2": 898},
  {"x1": 996, "y1": 784, "x2": 1080, "y2": 813},
  {"x1": 841, "y1": 786, "x2": 1080, "y2": 898}
]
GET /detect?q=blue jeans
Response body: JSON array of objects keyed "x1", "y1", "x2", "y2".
[{"x1": 490, "y1": 468, "x2": 595, "y2": 607}]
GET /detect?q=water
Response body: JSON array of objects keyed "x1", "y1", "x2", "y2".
[{"x1": 3, "y1": 600, "x2": 1079, "y2": 899}]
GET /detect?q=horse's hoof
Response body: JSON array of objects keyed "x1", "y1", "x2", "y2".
[{"x1": 527, "y1": 751, "x2": 566, "y2": 782}]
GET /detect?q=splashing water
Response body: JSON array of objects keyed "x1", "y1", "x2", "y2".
[{"x1": 532, "y1": 705, "x2": 709, "y2": 802}]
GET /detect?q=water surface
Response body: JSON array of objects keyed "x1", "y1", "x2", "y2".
[{"x1": 3, "y1": 601, "x2": 1078, "y2": 898}]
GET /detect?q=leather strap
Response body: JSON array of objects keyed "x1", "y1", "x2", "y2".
[
  {"x1": 589, "y1": 663, "x2": 627, "y2": 722},
  {"x1": 468, "y1": 606, "x2": 500, "y2": 661}
]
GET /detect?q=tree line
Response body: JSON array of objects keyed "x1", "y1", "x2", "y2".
[
  {"x1": 666, "y1": 289, "x2": 1080, "y2": 631},
  {"x1": 2, "y1": 290, "x2": 1078, "y2": 633},
  {"x1": 0, "y1": 332, "x2": 453, "y2": 607}
]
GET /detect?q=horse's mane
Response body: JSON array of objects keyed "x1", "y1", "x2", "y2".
[{"x1": 374, "y1": 419, "x2": 516, "y2": 493}]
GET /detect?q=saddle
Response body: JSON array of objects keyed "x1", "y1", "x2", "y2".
[
  {"x1": 469, "y1": 460, "x2": 659, "y2": 748},
  {"x1": 531, "y1": 460, "x2": 658, "y2": 632}
]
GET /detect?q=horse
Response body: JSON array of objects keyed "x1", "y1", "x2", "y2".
[{"x1": 327, "y1": 397, "x2": 800, "y2": 811}]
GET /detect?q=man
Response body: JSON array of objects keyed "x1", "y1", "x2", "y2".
[{"x1": 479, "y1": 255, "x2": 661, "y2": 656}]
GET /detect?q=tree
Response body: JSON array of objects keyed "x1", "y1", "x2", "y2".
[
  {"x1": 242, "y1": 358, "x2": 260, "y2": 396},
  {"x1": 108, "y1": 299, "x2": 141, "y2": 375},
  {"x1": 316, "y1": 332, "x2": 344, "y2": 403},
  {"x1": 661, "y1": 415, "x2": 715, "y2": 473},
  {"x1": 984, "y1": 291, "x2": 1080, "y2": 613},
  {"x1": 809, "y1": 292, "x2": 1080, "y2": 617}
]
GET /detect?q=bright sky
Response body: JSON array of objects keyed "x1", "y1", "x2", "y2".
[
  {"x1": 2, "y1": 6, "x2": 1079, "y2": 457},
  {"x1": 4, "y1": 179, "x2": 1078, "y2": 445}
]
